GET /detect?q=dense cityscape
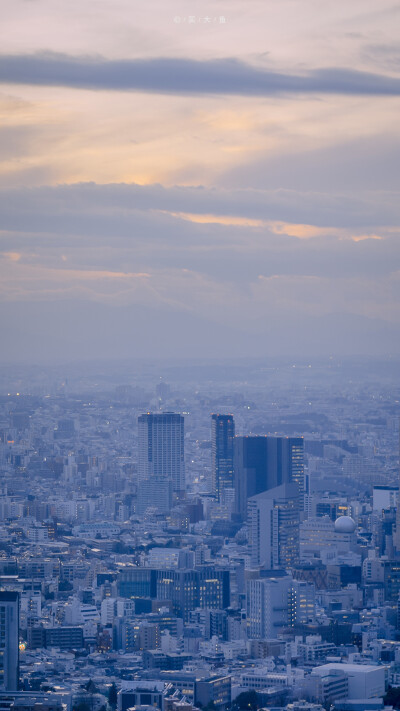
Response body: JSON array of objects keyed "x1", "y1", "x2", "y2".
[
  {"x1": 1, "y1": 0, "x2": 400, "y2": 709},
  {"x1": 0, "y1": 357, "x2": 399, "y2": 711}
]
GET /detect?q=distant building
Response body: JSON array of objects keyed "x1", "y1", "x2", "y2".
[
  {"x1": 248, "y1": 482, "x2": 300, "y2": 569},
  {"x1": 234, "y1": 436, "x2": 304, "y2": 520},
  {"x1": 246, "y1": 573, "x2": 315, "y2": 639},
  {"x1": 117, "y1": 568, "x2": 157, "y2": 599},
  {"x1": 0, "y1": 591, "x2": 19, "y2": 691},
  {"x1": 310, "y1": 663, "x2": 385, "y2": 701},
  {"x1": 118, "y1": 682, "x2": 165, "y2": 711},
  {"x1": 147, "y1": 547, "x2": 194, "y2": 569},
  {"x1": 211, "y1": 414, "x2": 235, "y2": 502},
  {"x1": 156, "y1": 566, "x2": 230, "y2": 621},
  {"x1": 373, "y1": 485, "x2": 399, "y2": 511},
  {"x1": 54, "y1": 418, "x2": 75, "y2": 440},
  {"x1": 136, "y1": 477, "x2": 173, "y2": 515},
  {"x1": 300, "y1": 515, "x2": 358, "y2": 563},
  {"x1": 28, "y1": 626, "x2": 84, "y2": 650},
  {"x1": 156, "y1": 381, "x2": 171, "y2": 401},
  {"x1": 195, "y1": 675, "x2": 231, "y2": 709},
  {"x1": 138, "y1": 413, "x2": 185, "y2": 492}
]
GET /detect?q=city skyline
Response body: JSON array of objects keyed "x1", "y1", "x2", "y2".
[
  {"x1": 1, "y1": 3, "x2": 400, "y2": 701},
  {"x1": 0, "y1": 354, "x2": 398, "y2": 707}
]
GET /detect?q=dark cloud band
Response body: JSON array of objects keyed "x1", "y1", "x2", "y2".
[{"x1": 1, "y1": 52, "x2": 400, "y2": 96}]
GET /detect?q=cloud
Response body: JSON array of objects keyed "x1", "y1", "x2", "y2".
[
  {"x1": 362, "y1": 42, "x2": 400, "y2": 71},
  {"x1": 220, "y1": 134, "x2": 400, "y2": 193},
  {"x1": 0, "y1": 182, "x2": 399, "y2": 286},
  {"x1": 2, "y1": 52, "x2": 400, "y2": 97},
  {"x1": 0, "y1": 180, "x2": 399, "y2": 361},
  {"x1": 1, "y1": 181, "x2": 399, "y2": 232},
  {"x1": 0, "y1": 179, "x2": 400, "y2": 360}
]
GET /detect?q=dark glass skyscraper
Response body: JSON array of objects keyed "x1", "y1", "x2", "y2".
[
  {"x1": 234, "y1": 436, "x2": 304, "y2": 520},
  {"x1": 211, "y1": 414, "x2": 235, "y2": 501},
  {"x1": 0, "y1": 591, "x2": 19, "y2": 691}
]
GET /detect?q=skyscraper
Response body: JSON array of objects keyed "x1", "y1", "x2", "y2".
[
  {"x1": 286, "y1": 437, "x2": 305, "y2": 496},
  {"x1": 248, "y1": 483, "x2": 300, "y2": 569},
  {"x1": 394, "y1": 419, "x2": 400, "y2": 552},
  {"x1": 211, "y1": 414, "x2": 235, "y2": 501},
  {"x1": 138, "y1": 413, "x2": 185, "y2": 492},
  {"x1": 0, "y1": 591, "x2": 19, "y2": 691},
  {"x1": 234, "y1": 436, "x2": 304, "y2": 520}
]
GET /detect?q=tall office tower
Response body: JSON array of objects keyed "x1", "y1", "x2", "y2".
[
  {"x1": 234, "y1": 436, "x2": 304, "y2": 520},
  {"x1": 211, "y1": 414, "x2": 235, "y2": 501},
  {"x1": 248, "y1": 483, "x2": 300, "y2": 569},
  {"x1": 0, "y1": 591, "x2": 19, "y2": 691},
  {"x1": 394, "y1": 420, "x2": 400, "y2": 552},
  {"x1": 138, "y1": 413, "x2": 185, "y2": 492},
  {"x1": 287, "y1": 437, "x2": 305, "y2": 496}
]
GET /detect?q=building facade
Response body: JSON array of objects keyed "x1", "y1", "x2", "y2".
[
  {"x1": 234, "y1": 436, "x2": 304, "y2": 520},
  {"x1": 138, "y1": 413, "x2": 185, "y2": 492},
  {"x1": 0, "y1": 591, "x2": 19, "y2": 691},
  {"x1": 211, "y1": 414, "x2": 235, "y2": 502},
  {"x1": 248, "y1": 483, "x2": 300, "y2": 569}
]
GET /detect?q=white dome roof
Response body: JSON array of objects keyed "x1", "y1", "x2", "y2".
[{"x1": 334, "y1": 515, "x2": 357, "y2": 533}]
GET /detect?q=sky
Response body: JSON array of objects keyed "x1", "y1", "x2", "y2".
[{"x1": 0, "y1": 0, "x2": 400, "y2": 363}]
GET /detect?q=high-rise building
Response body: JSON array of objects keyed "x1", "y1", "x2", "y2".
[
  {"x1": 0, "y1": 591, "x2": 19, "y2": 691},
  {"x1": 118, "y1": 568, "x2": 157, "y2": 599},
  {"x1": 246, "y1": 573, "x2": 315, "y2": 639},
  {"x1": 211, "y1": 414, "x2": 235, "y2": 501},
  {"x1": 248, "y1": 483, "x2": 300, "y2": 569},
  {"x1": 234, "y1": 436, "x2": 304, "y2": 520},
  {"x1": 394, "y1": 420, "x2": 400, "y2": 551},
  {"x1": 155, "y1": 566, "x2": 230, "y2": 621},
  {"x1": 136, "y1": 477, "x2": 173, "y2": 515},
  {"x1": 138, "y1": 413, "x2": 185, "y2": 492}
]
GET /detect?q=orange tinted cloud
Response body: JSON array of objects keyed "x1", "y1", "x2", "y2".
[
  {"x1": 164, "y1": 211, "x2": 265, "y2": 227},
  {"x1": 269, "y1": 222, "x2": 338, "y2": 238},
  {"x1": 352, "y1": 234, "x2": 383, "y2": 242},
  {"x1": 4, "y1": 252, "x2": 21, "y2": 261},
  {"x1": 269, "y1": 222, "x2": 385, "y2": 241}
]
